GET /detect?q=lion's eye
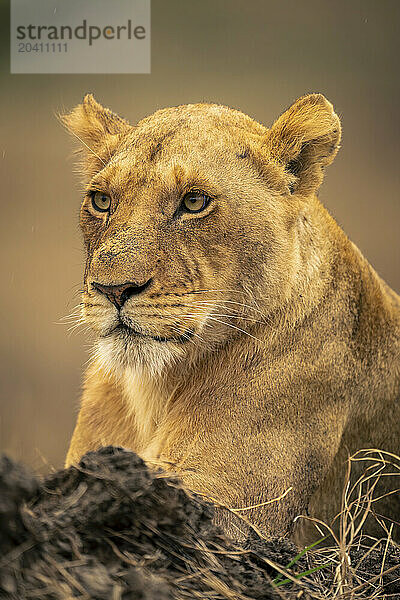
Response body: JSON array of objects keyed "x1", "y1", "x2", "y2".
[
  {"x1": 91, "y1": 192, "x2": 111, "y2": 213},
  {"x1": 181, "y1": 192, "x2": 210, "y2": 214}
]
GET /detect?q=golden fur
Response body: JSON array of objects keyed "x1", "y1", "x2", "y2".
[{"x1": 62, "y1": 94, "x2": 400, "y2": 544}]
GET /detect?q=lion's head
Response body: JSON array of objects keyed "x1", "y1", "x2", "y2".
[{"x1": 61, "y1": 94, "x2": 340, "y2": 376}]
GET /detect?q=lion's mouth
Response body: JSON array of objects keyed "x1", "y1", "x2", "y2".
[{"x1": 103, "y1": 322, "x2": 194, "y2": 344}]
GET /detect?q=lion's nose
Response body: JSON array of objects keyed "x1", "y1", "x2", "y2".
[{"x1": 91, "y1": 279, "x2": 152, "y2": 310}]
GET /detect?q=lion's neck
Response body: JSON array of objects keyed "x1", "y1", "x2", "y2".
[
  {"x1": 121, "y1": 366, "x2": 168, "y2": 451},
  {"x1": 267, "y1": 197, "x2": 339, "y2": 333}
]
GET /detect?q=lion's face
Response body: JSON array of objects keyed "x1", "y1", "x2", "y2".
[{"x1": 62, "y1": 95, "x2": 340, "y2": 374}]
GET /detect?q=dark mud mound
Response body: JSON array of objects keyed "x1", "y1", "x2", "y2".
[
  {"x1": 0, "y1": 447, "x2": 299, "y2": 599},
  {"x1": 0, "y1": 447, "x2": 399, "y2": 599}
]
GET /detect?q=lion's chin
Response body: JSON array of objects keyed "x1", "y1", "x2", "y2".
[
  {"x1": 93, "y1": 327, "x2": 186, "y2": 379},
  {"x1": 111, "y1": 322, "x2": 195, "y2": 345}
]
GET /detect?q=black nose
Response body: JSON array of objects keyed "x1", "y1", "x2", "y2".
[{"x1": 92, "y1": 279, "x2": 152, "y2": 310}]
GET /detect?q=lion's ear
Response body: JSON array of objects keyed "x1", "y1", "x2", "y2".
[
  {"x1": 263, "y1": 93, "x2": 341, "y2": 196},
  {"x1": 59, "y1": 94, "x2": 131, "y2": 175}
]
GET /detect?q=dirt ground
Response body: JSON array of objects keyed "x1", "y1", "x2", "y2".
[{"x1": 0, "y1": 447, "x2": 399, "y2": 599}]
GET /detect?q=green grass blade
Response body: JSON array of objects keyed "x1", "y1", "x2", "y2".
[
  {"x1": 274, "y1": 562, "x2": 331, "y2": 588},
  {"x1": 272, "y1": 536, "x2": 328, "y2": 585}
]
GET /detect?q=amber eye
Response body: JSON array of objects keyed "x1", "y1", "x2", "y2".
[
  {"x1": 181, "y1": 191, "x2": 211, "y2": 214},
  {"x1": 91, "y1": 191, "x2": 111, "y2": 213}
]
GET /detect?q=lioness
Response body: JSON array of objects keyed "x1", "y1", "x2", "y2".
[{"x1": 62, "y1": 94, "x2": 400, "y2": 544}]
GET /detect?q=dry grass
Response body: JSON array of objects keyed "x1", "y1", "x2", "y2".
[{"x1": 262, "y1": 450, "x2": 400, "y2": 599}]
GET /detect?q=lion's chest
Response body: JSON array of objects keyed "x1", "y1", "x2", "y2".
[{"x1": 121, "y1": 368, "x2": 166, "y2": 453}]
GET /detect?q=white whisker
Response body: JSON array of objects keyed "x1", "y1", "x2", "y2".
[
  {"x1": 182, "y1": 314, "x2": 263, "y2": 343},
  {"x1": 180, "y1": 304, "x2": 267, "y2": 325},
  {"x1": 67, "y1": 129, "x2": 106, "y2": 167},
  {"x1": 184, "y1": 299, "x2": 269, "y2": 319},
  {"x1": 163, "y1": 309, "x2": 265, "y2": 326}
]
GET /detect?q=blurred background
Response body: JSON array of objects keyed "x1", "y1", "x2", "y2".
[{"x1": 1, "y1": 0, "x2": 399, "y2": 471}]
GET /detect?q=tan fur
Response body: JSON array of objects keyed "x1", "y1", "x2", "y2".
[{"x1": 62, "y1": 94, "x2": 400, "y2": 544}]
